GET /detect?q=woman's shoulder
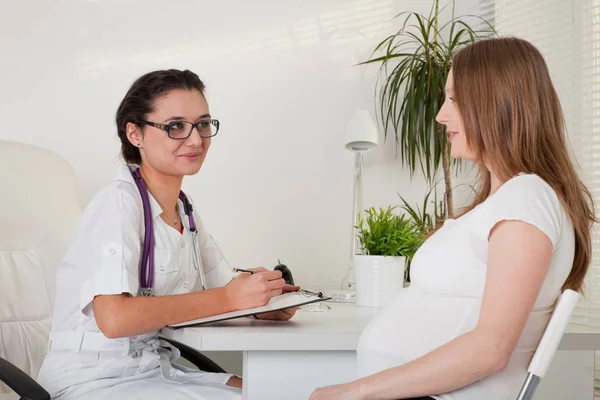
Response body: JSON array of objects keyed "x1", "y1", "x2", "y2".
[
  {"x1": 501, "y1": 173, "x2": 553, "y2": 190},
  {"x1": 82, "y1": 169, "x2": 143, "y2": 222},
  {"x1": 479, "y1": 173, "x2": 569, "y2": 248},
  {"x1": 492, "y1": 173, "x2": 561, "y2": 206},
  {"x1": 91, "y1": 181, "x2": 141, "y2": 208}
]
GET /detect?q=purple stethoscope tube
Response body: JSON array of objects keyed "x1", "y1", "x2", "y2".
[{"x1": 131, "y1": 167, "x2": 206, "y2": 296}]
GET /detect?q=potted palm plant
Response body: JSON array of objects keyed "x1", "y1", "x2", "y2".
[
  {"x1": 359, "y1": 0, "x2": 495, "y2": 219},
  {"x1": 354, "y1": 206, "x2": 422, "y2": 307}
]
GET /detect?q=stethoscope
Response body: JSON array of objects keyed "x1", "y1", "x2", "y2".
[{"x1": 131, "y1": 167, "x2": 208, "y2": 296}]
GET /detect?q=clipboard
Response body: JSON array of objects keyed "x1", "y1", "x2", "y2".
[{"x1": 168, "y1": 290, "x2": 331, "y2": 329}]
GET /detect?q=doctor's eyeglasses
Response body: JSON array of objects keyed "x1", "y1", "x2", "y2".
[{"x1": 137, "y1": 119, "x2": 220, "y2": 139}]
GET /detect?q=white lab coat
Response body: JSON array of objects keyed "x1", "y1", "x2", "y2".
[{"x1": 37, "y1": 164, "x2": 241, "y2": 400}]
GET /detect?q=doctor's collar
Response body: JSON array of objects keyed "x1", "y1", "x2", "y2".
[{"x1": 117, "y1": 163, "x2": 164, "y2": 220}]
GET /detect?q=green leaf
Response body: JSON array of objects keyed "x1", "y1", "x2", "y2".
[{"x1": 355, "y1": 206, "x2": 423, "y2": 259}]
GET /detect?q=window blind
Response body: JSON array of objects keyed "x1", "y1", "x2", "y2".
[
  {"x1": 575, "y1": 0, "x2": 600, "y2": 395},
  {"x1": 479, "y1": 0, "x2": 495, "y2": 29}
]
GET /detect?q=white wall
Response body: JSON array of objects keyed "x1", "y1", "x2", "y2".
[{"x1": 0, "y1": 0, "x2": 481, "y2": 290}]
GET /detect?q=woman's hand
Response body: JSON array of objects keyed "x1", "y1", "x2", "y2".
[
  {"x1": 226, "y1": 376, "x2": 243, "y2": 389},
  {"x1": 255, "y1": 306, "x2": 299, "y2": 321},
  {"x1": 282, "y1": 283, "x2": 301, "y2": 293},
  {"x1": 254, "y1": 284, "x2": 301, "y2": 320},
  {"x1": 224, "y1": 267, "x2": 286, "y2": 310},
  {"x1": 309, "y1": 383, "x2": 364, "y2": 400}
]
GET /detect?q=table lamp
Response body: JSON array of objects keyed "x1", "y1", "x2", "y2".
[{"x1": 331, "y1": 109, "x2": 380, "y2": 303}]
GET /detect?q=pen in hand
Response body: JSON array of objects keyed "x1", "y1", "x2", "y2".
[
  {"x1": 210, "y1": 235, "x2": 293, "y2": 290},
  {"x1": 233, "y1": 268, "x2": 256, "y2": 275}
]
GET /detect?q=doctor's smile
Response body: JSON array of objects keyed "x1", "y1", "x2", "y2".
[{"x1": 180, "y1": 151, "x2": 202, "y2": 160}]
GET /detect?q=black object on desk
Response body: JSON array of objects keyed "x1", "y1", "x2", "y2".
[{"x1": 274, "y1": 260, "x2": 295, "y2": 285}]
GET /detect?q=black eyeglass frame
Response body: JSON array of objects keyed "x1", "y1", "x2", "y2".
[{"x1": 136, "y1": 119, "x2": 220, "y2": 139}]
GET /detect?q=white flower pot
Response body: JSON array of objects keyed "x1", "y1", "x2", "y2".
[{"x1": 354, "y1": 255, "x2": 406, "y2": 307}]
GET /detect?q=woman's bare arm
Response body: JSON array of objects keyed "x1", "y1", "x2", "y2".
[{"x1": 94, "y1": 270, "x2": 286, "y2": 338}]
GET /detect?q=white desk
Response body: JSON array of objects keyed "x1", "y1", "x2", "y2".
[
  {"x1": 162, "y1": 303, "x2": 375, "y2": 399},
  {"x1": 161, "y1": 303, "x2": 596, "y2": 400}
]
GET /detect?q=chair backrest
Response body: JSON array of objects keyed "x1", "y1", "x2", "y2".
[
  {"x1": 516, "y1": 289, "x2": 581, "y2": 400},
  {"x1": 0, "y1": 140, "x2": 81, "y2": 396},
  {"x1": 528, "y1": 289, "x2": 580, "y2": 378}
]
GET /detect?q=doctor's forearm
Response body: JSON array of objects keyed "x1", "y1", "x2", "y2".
[
  {"x1": 93, "y1": 287, "x2": 234, "y2": 338},
  {"x1": 354, "y1": 330, "x2": 509, "y2": 400}
]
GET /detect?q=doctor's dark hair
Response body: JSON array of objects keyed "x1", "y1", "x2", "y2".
[{"x1": 115, "y1": 69, "x2": 206, "y2": 164}]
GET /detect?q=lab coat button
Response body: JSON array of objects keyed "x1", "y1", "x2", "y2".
[
  {"x1": 110, "y1": 249, "x2": 116, "y2": 255},
  {"x1": 159, "y1": 266, "x2": 164, "y2": 271},
  {"x1": 183, "y1": 283, "x2": 188, "y2": 289},
  {"x1": 182, "y1": 243, "x2": 186, "y2": 248}
]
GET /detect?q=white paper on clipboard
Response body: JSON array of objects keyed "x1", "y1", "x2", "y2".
[{"x1": 168, "y1": 290, "x2": 330, "y2": 329}]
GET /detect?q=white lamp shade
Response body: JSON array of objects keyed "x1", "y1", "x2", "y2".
[{"x1": 344, "y1": 110, "x2": 380, "y2": 152}]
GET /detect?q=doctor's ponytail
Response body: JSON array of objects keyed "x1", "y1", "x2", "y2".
[{"x1": 115, "y1": 69, "x2": 206, "y2": 164}]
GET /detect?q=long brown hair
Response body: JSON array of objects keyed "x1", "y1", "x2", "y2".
[{"x1": 451, "y1": 37, "x2": 595, "y2": 292}]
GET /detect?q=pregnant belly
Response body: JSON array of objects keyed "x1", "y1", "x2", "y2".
[{"x1": 357, "y1": 287, "x2": 480, "y2": 369}]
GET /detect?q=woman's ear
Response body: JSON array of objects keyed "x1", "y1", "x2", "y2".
[{"x1": 126, "y1": 121, "x2": 143, "y2": 147}]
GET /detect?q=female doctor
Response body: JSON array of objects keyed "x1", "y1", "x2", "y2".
[{"x1": 37, "y1": 69, "x2": 299, "y2": 399}]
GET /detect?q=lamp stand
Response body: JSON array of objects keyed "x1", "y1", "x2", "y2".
[
  {"x1": 351, "y1": 151, "x2": 364, "y2": 258},
  {"x1": 330, "y1": 152, "x2": 363, "y2": 303}
]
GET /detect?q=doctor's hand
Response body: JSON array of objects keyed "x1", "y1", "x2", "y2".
[
  {"x1": 225, "y1": 268, "x2": 286, "y2": 310},
  {"x1": 254, "y1": 284, "x2": 301, "y2": 321}
]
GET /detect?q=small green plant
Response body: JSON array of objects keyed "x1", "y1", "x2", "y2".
[{"x1": 355, "y1": 206, "x2": 422, "y2": 260}]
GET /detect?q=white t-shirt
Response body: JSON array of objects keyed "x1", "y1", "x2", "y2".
[{"x1": 357, "y1": 174, "x2": 575, "y2": 400}]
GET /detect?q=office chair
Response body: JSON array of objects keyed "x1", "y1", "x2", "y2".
[
  {"x1": 0, "y1": 140, "x2": 225, "y2": 400},
  {"x1": 516, "y1": 289, "x2": 581, "y2": 400}
]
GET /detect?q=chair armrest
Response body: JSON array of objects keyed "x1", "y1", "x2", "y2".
[
  {"x1": 0, "y1": 357, "x2": 50, "y2": 400},
  {"x1": 160, "y1": 337, "x2": 227, "y2": 374}
]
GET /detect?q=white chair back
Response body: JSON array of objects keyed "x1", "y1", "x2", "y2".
[
  {"x1": 516, "y1": 289, "x2": 581, "y2": 400},
  {"x1": 0, "y1": 140, "x2": 81, "y2": 397}
]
